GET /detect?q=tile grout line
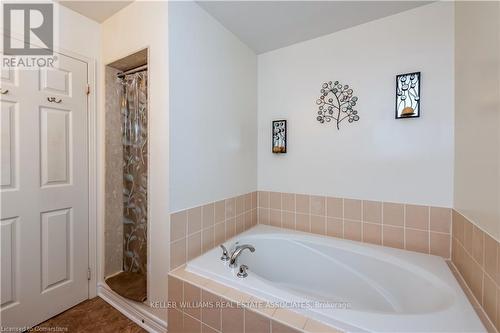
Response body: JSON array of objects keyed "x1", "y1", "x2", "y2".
[
  {"x1": 381, "y1": 202, "x2": 385, "y2": 245},
  {"x1": 293, "y1": 193, "x2": 297, "y2": 230},
  {"x1": 341, "y1": 198, "x2": 345, "y2": 238},
  {"x1": 360, "y1": 200, "x2": 364, "y2": 242},
  {"x1": 403, "y1": 204, "x2": 407, "y2": 250},
  {"x1": 428, "y1": 206, "x2": 431, "y2": 254},
  {"x1": 449, "y1": 209, "x2": 453, "y2": 261},
  {"x1": 280, "y1": 193, "x2": 283, "y2": 228},
  {"x1": 185, "y1": 210, "x2": 190, "y2": 267},
  {"x1": 212, "y1": 202, "x2": 216, "y2": 251},
  {"x1": 306, "y1": 195, "x2": 310, "y2": 232}
]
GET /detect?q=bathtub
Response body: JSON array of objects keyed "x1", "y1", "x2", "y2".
[{"x1": 186, "y1": 225, "x2": 485, "y2": 333}]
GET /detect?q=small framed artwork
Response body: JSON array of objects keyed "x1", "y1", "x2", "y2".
[
  {"x1": 272, "y1": 120, "x2": 287, "y2": 154},
  {"x1": 395, "y1": 72, "x2": 421, "y2": 119}
]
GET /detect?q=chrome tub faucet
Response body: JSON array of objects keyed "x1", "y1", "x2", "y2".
[
  {"x1": 229, "y1": 244, "x2": 255, "y2": 267},
  {"x1": 220, "y1": 244, "x2": 229, "y2": 261}
]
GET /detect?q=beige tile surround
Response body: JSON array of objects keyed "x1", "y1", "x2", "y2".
[
  {"x1": 170, "y1": 192, "x2": 258, "y2": 270},
  {"x1": 168, "y1": 266, "x2": 341, "y2": 333},
  {"x1": 451, "y1": 210, "x2": 500, "y2": 333},
  {"x1": 169, "y1": 191, "x2": 453, "y2": 272},
  {"x1": 168, "y1": 191, "x2": 500, "y2": 332},
  {"x1": 257, "y1": 191, "x2": 452, "y2": 259}
]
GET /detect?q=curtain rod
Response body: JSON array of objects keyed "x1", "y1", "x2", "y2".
[{"x1": 117, "y1": 64, "x2": 148, "y2": 78}]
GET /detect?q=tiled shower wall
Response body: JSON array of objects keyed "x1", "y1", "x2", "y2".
[
  {"x1": 169, "y1": 192, "x2": 257, "y2": 270},
  {"x1": 452, "y1": 210, "x2": 500, "y2": 332},
  {"x1": 256, "y1": 191, "x2": 452, "y2": 258},
  {"x1": 104, "y1": 66, "x2": 124, "y2": 277}
]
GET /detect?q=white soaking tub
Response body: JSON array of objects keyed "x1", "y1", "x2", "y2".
[{"x1": 186, "y1": 225, "x2": 485, "y2": 333}]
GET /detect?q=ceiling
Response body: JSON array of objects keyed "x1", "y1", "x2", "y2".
[
  {"x1": 58, "y1": 1, "x2": 133, "y2": 23},
  {"x1": 58, "y1": 1, "x2": 430, "y2": 51},
  {"x1": 197, "y1": 1, "x2": 431, "y2": 54}
]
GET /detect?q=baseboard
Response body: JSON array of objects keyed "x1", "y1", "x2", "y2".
[{"x1": 98, "y1": 283, "x2": 167, "y2": 333}]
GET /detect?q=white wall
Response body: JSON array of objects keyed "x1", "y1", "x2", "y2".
[
  {"x1": 54, "y1": 3, "x2": 101, "y2": 60},
  {"x1": 257, "y1": 2, "x2": 455, "y2": 207},
  {"x1": 169, "y1": 2, "x2": 257, "y2": 213},
  {"x1": 454, "y1": 2, "x2": 500, "y2": 240},
  {"x1": 100, "y1": 1, "x2": 169, "y2": 322}
]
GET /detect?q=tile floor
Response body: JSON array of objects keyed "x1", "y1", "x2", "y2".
[{"x1": 31, "y1": 297, "x2": 146, "y2": 333}]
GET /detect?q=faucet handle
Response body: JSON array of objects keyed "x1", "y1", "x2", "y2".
[
  {"x1": 237, "y1": 264, "x2": 249, "y2": 278},
  {"x1": 220, "y1": 244, "x2": 229, "y2": 261}
]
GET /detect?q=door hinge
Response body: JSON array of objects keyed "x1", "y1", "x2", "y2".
[
  {"x1": 86, "y1": 84, "x2": 90, "y2": 95},
  {"x1": 87, "y1": 268, "x2": 91, "y2": 280}
]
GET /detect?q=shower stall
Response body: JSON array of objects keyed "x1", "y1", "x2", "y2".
[{"x1": 104, "y1": 49, "x2": 148, "y2": 302}]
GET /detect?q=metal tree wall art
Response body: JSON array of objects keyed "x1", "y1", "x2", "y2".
[{"x1": 316, "y1": 81, "x2": 359, "y2": 130}]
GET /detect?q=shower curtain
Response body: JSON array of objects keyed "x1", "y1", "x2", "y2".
[{"x1": 120, "y1": 71, "x2": 148, "y2": 276}]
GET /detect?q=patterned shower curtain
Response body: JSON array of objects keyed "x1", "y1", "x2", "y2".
[{"x1": 119, "y1": 71, "x2": 147, "y2": 275}]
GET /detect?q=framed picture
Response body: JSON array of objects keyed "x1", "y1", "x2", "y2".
[
  {"x1": 272, "y1": 120, "x2": 286, "y2": 154},
  {"x1": 395, "y1": 72, "x2": 420, "y2": 119}
]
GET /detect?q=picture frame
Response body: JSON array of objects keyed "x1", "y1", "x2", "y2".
[
  {"x1": 272, "y1": 120, "x2": 287, "y2": 154},
  {"x1": 395, "y1": 72, "x2": 421, "y2": 119}
]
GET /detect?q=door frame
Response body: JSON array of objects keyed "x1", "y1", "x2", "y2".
[
  {"x1": 98, "y1": 48, "x2": 151, "y2": 293},
  {"x1": 97, "y1": 47, "x2": 169, "y2": 332},
  {"x1": 1, "y1": 31, "x2": 99, "y2": 298}
]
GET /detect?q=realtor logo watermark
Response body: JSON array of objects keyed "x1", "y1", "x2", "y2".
[{"x1": 2, "y1": 3, "x2": 56, "y2": 68}]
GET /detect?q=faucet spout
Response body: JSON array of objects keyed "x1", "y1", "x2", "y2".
[{"x1": 229, "y1": 244, "x2": 255, "y2": 267}]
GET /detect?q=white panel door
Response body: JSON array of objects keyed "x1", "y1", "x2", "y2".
[{"x1": 0, "y1": 53, "x2": 89, "y2": 329}]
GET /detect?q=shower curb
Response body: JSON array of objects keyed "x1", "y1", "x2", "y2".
[{"x1": 98, "y1": 283, "x2": 167, "y2": 332}]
